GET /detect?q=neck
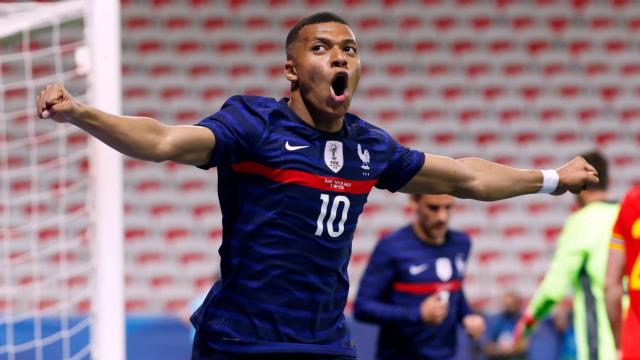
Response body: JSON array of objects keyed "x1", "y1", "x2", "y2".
[
  {"x1": 288, "y1": 92, "x2": 344, "y2": 133},
  {"x1": 411, "y1": 221, "x2": 444, "y2": 246},
  {"x1": 578, "y1": 190, "x2": 608, "y2": 207}
]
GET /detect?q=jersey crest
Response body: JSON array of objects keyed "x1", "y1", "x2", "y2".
[
  {"x1": 324, "y1": 141, "x2": 344, "y2": 173},
  {"x1": 435, "y1": 257, "x2": 453, "y2": 281}
]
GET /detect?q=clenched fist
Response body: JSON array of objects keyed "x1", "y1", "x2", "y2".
[
  {"x1": 462, "y1": 314, "x2": 485, "y2": 340},
  {"x1": 420, "y1": 292, "x2": 449, "y2": 325},
  {"x1": 554, "y1": 156, "x2": 600, "y2": 195},
  {"x1": 36, "y1": 83, "x2": 82, "y2": 123}
]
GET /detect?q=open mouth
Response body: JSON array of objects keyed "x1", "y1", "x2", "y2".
[{"x1": 331, "y1": 72, "x2": 348, "y2": 99}]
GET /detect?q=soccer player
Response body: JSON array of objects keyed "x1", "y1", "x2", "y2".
[
  {"x1": 353, "y1": 194, "x2": 484, "y2": 359},
  {"x1": 514, "y1": 151, "x2": 617, "y2": 360},
  {"x1": 37, "y1": 12, "x2": 599, "y2": 360},
  {"x1": 482, "y1": 291, "x2": 527, "y2": 360},
  {"x1": 605, "y1": 186, "x2": 640, "y2": 360}
]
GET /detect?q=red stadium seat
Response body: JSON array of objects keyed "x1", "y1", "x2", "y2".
[
  {"x1": 125, "y1": 227, "x2": 149, "y2": 243},
  {"x1": 126, "y1": 299, "x2": 150, "y2": 312},
  {"x1": 164, "y1": 16, "x2": 190, "y2": 30},
  {"x1": 175, "y1": 40, "x2": 201, "y2": 54},
  {"x1": 164, "y1": 298, "x2": 189, "y2": 313},
  {"x1": 547, "y1": 16, "x2": 568, "y2": 33},
  {"x1": 433, "y1": 16, "x2": 457, "y2": 32},
  {"x1": 150, "y1": 275, "x2": 174, "y2": 289},
  {"x1": 164, "y1": 228, "x2": 190, "y2": 243},
  {"x1": 604, "y1": 38, "x2": 627, "y2": 54},
  {"x1": 399, "y1": 16, "x2": 422, "y2": 31},
  {"x1": 202, "y1": 16, "x2": 226, "y2": 30},
  {"x1": 470, "y1": 15, "x2": 492, "y2": 31},
  {"x1": 137, "y1": 252, "x2": 164, "y2": 265}
]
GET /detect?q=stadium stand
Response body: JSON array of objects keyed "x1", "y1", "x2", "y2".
[
  {"x1": 112, "y1": 0, "x2": 640, "y2": 314},
  {"x1": 3, "y1": 0, "x2": 638, "y2": 316}
]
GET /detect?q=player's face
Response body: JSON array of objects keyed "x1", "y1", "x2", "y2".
[
  {"x1": 502, "y1": 292, "x2": 521, "y2": 315},
  {"x1": 286, "y1": 22, "x2": 361, "y2": 119},
  {"x1": 414, "y1": 194, "x2": 454, "y2": 245}
]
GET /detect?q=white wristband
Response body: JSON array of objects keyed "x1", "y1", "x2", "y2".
[{"x1": 538, "y1": 169, "x2": 559, "y2": 194}]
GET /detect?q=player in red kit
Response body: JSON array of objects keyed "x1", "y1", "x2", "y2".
[{"x1": 605, "y1": 186, "x2": 640, "y2": 360}]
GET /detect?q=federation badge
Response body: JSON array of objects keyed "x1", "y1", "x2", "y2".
[
  {"x1": 324, "y1": 141, "x2": 344, "y2": 173},
  {"x1": 435, "y1": 257, "x2": 453, "y2": 281},
  {"x1": 357, "y1": 144, "x2": 370, "y2": 170}
]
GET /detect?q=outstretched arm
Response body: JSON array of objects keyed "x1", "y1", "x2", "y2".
[
  {"x1": 605, "y1": 246, "x2": 625, "y2": 349},
  {"x1": 36, "y1": 83, "x2": 215, "y2": 165},
  {"x1": 399, "y1": 155, "x2": 599, "y2": 201}
]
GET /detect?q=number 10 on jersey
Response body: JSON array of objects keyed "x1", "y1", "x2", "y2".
[{"x1": 315, "y1": 194, "x2": 350, "y2": 238}]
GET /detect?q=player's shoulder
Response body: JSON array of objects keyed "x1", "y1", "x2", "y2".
[
  {"x1": 571, "y1": 200, "x2": 619, "y2": 222},
  {"x1": 377, "y1": 225, "x2": 414, "y2": 248},
  {"x1": 446, "y1": 229, "x2": 471, "y2": 246},
  {"x1": 624, "y1": 186, "x2": 640, "y2": 204},
  {"x1": 221, "y1": 95, "x2": 281, "y2": 114},
  {"x1": 344, "y1": 112, "x2": 394, "y2": 142}
]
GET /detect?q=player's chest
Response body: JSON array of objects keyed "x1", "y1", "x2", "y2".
[
  {"x1": 255, "y1": 128, "x2": 383, "y2": 181},
  {"x1": 396, "y1": 250, "x2": 468, "y2": 283}
]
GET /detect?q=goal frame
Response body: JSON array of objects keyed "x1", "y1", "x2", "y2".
[{"x1": 85, "y1": 1, "x2": 124, "y2": 359}]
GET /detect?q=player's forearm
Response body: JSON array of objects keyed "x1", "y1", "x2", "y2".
[
  {"x1": 353, "y1": 298, "x2": 421, "y2": 324},
  {"x1": 71, "y1": 104, "x2": 171, "y2": 162},
  {"x1": 605, "y1": 282, "x2": 623, "y2": 348},
  {"x1": 455, "y1": 158, "x2": 542, "y2": 201},
  {"x1": 401, "y1": 156, "x2": 543, "y2": 200}
]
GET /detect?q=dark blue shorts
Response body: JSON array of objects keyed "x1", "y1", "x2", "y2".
[{"x1": 191, "y1": 332, "x2": 356, "y2": 360}]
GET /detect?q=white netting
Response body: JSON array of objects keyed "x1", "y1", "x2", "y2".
[{"x1": 1, "y1": 1, "x2": 93, "y2": 359}]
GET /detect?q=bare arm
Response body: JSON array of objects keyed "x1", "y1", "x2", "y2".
[
  {"x1": 400, "y1": 155, "x2": 599, "y2": 201},
  {"x1": 605, "y1": 247, "x2": 625, "y2": 349},
  {"x1": 36, "y1": 83, "x2": 215, "y2": 166}
]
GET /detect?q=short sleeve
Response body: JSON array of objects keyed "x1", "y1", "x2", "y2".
[
  {"x1": 610, "y1": 212, "x2": 626, "y2": 252},
  {"x1": 612, "y1": 200, "x2": 629, "y2": 248},
  {"x1": 375, "y1": 135, "x2": 425, "y2": 192},
  {"x1": 195, "y1": 96, "x2": 269, "y2": 169}
]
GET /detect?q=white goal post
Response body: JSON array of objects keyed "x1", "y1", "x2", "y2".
[{"x1": 0, "y1": 1, "x2": 124, "y2": 359}]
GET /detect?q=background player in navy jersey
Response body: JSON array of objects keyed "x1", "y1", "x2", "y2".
[
  {"x1": 354, "y1": 194, "x2": 484, "y2": 359},
  {"x1": 37, "y1": 11, "x2": 599, "y2": 360}
]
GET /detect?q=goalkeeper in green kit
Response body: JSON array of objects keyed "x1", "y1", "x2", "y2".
[{"x1": 514, "y1": 151, "x2": 618, "y2": 360}]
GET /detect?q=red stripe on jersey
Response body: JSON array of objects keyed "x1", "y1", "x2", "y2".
[
  {"x1": 393, "y1": 280, "x2": 463, "y2": 295},
  {"x1": 231, "y1": 161, "x2": 377, "y2": 194}
]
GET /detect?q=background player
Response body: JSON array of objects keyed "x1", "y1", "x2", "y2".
[
  {"x1": 605, "y1": 186, "x2": 640, "y2": 360},
  {"x1": 37, "y1": 12, "x2": 599, "y2": 360},
  {"x1": 482, "y1": 291, "x2": 528, "y2": 360},
  {"x1": 354, "y1": 194, "x2": 484, "y2": 359},
  {"x1": 514, "y1": 151, "x2": 617, "y2": 360}
]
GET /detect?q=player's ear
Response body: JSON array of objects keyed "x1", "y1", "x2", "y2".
[{"x1": 284, "y1": 59, "x2": 297, "y2": 82}]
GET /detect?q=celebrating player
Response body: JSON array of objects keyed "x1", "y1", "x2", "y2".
[
  {"x1": 354, "y1": 194, "x2": 484, "y2": 359},
  {"x1": 37, "y1": 12, "x2": 599, "y2": 360},
  {"x1": 514, "y1": 151, "x2": 617, "y2": 360},
  {"x1": 605, "y1": 186, "x2": 640, "y2": 360}
]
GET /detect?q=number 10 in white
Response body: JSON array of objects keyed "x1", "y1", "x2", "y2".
[{"x1": 315, "y1": 194, "x2": 350, "y2": 238}]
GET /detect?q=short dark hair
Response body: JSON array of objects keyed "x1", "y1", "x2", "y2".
[
  {"x1": 285, "y1": 12, "x2": 350, "y2": 55},
  {"x1": 580, "y1": 150, "x2": 608, "y2": 190}
]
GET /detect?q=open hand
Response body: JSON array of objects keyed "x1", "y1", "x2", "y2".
[
  {"x1": 554, "y1": 156, "x2": 600, "y2": 195},
  {"x1": 36, "y1": 83, "x2": 81, "y2": 123}
]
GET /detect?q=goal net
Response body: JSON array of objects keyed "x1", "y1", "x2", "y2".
[{"x1": 0, "y1": 1, "x2": 123, "y2": 359}]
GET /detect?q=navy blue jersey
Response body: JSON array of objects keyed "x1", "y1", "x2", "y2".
[
  {"x1": 354, "y1": 225, "x2": 472, "y2": 360},
  {"x1": 190, "y1": 96, "x2": 425, "y2": 356}
]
